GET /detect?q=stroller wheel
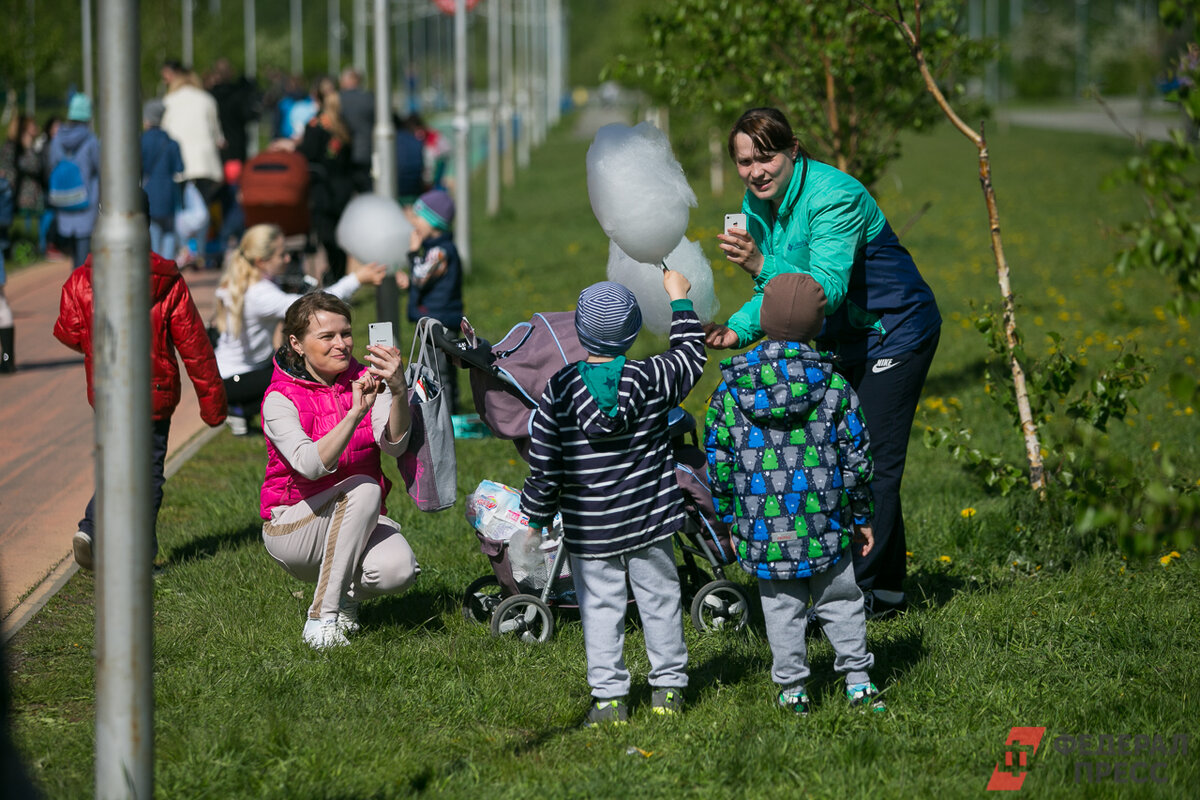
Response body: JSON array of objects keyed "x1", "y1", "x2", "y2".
[
  {"x1": 690, "y1": 580, "x2": 750, "y2": 633},
  {"x1": 490, "y1": 594, "x2": 555, "y2": 644},
  {"x1": 462, "y1": 575, "x2": 505, "y2": 625}
]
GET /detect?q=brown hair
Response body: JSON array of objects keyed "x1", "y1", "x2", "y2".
[
  {"x1": 280, "y1": 292, "x2": 354, "y2": 373},
  {"x1": 727, "y1": 107, "x2": 808, "y2": 162}
]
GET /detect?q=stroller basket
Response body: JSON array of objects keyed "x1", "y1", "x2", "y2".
[{"x1": 475, "y1": 527, "x2": 574, "y2": 601}]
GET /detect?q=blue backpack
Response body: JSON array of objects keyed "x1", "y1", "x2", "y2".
[
  {"x1": 48, "y1": 153, "x2": 89, "y2": 212},
  {"x1": 0, "y1": 176, "x2": 13, "y2": 228}
]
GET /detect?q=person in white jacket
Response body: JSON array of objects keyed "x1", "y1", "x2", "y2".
[{"x1": 213, "y1": 223, "x2": 385, "y2": 434}]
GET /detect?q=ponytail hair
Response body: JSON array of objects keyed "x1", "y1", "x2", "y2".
[{"x1": 217, "y1": 223, "x2": 283, "y2": 338}]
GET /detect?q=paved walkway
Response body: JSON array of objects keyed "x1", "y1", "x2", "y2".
[
  {"x1": 0, "y1": 257, "x2": 221, "y2": 634},
  {"x1": 999, "y1": 96, "x2": 1183, "y2": 142}
]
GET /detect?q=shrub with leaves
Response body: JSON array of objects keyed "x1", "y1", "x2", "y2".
[
  {"x1": 1111, "y1": 2, "x2": 1200, "y2": 316},
  {"x1": 925, "y1": 303, "x2": 1196, "y2": 555}
]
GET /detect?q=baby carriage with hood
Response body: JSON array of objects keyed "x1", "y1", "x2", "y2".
[{"x1": 428, "y1": 311, "x2": 750, "y2": 644}]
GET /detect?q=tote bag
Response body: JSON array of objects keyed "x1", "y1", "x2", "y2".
[{"x1": 397, "y1": 317, "x2": 458, "y2": 511}]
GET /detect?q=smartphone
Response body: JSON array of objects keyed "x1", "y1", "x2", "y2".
[
  {"x1": 724, "y1": 213, "x2": 747, "y2": 234},
  {"x1": 368, "y1": 321, "x2": 394, "y2": 349}
]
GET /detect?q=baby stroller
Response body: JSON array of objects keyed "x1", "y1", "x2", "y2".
[
  {"x1": 430, "y1": 313, "x2": 750, "y2": 643},
  {"x1": 240, "y1": 148, "x2": 313, "y2": 292}
]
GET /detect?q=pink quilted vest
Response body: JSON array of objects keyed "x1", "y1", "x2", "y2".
[{"x1": 259, "y1": 357, "x2": 390, "y2": 520}]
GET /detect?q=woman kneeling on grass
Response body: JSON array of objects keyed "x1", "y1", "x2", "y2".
[{"x1": 259, "y1": 292, "x2": 419, "y2": 649}]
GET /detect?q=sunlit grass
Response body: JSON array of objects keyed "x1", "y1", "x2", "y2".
[{"x1": 7, "y1": 115, "x2": 1198, "y2": 799}]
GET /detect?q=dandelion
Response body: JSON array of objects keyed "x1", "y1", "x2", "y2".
[
  {"x1": 1161, "y1": 551, "x2": 1182, "y2": 567},
  {"x1": 906, "y1": 551, "x2": 914, "y2": 558},
  {"x1": 961, "y1": 507, "x2": 976, "y2": 519},
  {"x1": 939, "y1": 555, "x2": 952, "y2": 563},
  {"x1": 1152, "y1": 441, "x2": 1161, "y2": 452}
]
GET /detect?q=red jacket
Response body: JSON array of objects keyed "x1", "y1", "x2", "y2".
[{"x1": 53, "y1": 253, "x2": 227, "y2": 425}]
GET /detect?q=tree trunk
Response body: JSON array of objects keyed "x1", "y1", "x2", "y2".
[{"x1": 883, "y1": 3, "x2": 1047, "y2": 495}]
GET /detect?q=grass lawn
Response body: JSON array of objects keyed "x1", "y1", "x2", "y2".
[{"x1": 6, "y1": 109, "x2": 1198, "y2": 798}]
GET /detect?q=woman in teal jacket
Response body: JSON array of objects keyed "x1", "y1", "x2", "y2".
[{"x1": 706, "y1": 107, "x2": 940, "y2": 620}]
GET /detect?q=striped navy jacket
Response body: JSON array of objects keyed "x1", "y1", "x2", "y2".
[{"x1": 520, "y1": 306, "x2": 707, "y2": 558}]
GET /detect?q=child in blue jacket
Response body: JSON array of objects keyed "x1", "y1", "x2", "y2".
[
  {"x1": 396, "y1": 188, "x2": 464, "y2": 412},
  {"x1": 705, "y1": 273, "x2": 884, "y2": 715}
]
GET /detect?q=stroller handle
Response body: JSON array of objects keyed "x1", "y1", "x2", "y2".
[{"x1": 426, "y1": 321, "x2": 538, "y2": 408}]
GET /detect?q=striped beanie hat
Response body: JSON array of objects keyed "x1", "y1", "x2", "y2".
[{"x1": 574, "y1": 281, "x2": 642, "y2": 357}]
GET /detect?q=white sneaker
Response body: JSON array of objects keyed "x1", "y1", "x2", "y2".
[
  {"x1": 302, "y1": 618, "x2": 350, "y2": 650},
  {"x1": 72, "y1": 531, "x2": 94, "y2": 571},
  {"x1": 226, "y1": 415, "x2": 249, "y2": 436},
  {"x1": 336, "y1": 597, "x2": 361, "y2": 635}
]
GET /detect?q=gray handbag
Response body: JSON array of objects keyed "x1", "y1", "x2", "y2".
[{"x1": 397, "y1": 317, "x2": 458, "y2": 512}]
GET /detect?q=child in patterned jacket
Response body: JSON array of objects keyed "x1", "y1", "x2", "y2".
[{"x1": 704, "y1": 273, "x2": 885, "y2": 715}]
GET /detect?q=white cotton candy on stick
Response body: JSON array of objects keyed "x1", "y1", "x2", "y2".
[
  {"x1": 607, "y1": 238, "x2": 720, "y2": 336},
  {"x1": 586, "y1": 122, "x2": 697, "y2": 265},
  {"x1": 335, "y1": 194, "x2": 413, "y2": 271}
]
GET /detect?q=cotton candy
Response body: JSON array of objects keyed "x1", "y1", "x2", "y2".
[
  {"x1": 586, "y1": 122, "x2": 697, "y2": 265},
  {"x1": 607, "y1": 238, "x2": 720, "y2": 336},
  {"x1": 335, "y1": 194, "x2": 413, "y2": 270}
]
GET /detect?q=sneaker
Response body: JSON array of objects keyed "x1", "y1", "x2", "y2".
[
  {"x1": 584, "y1": 697, "x2": 629, "y2": 727},
  {"x1": 336, "y1": 596, "x2": 361, "y2": 635},
  {"x1": 302, "y1": 618, "x2": 350, "y2": 650},
  {"x1": 862, "y1": 590, "x2": 908, "y2": 621},
  {"x1": 226, "y1": 415, "x2": 249, "y2": 436},
  {"x1": 846, "y1": 682, "x2": 887, "y2": 712},
  {"x1": 72, "y1": 530, "x2": 94, "y2": 571},
  {"x1": 650, "y1": 688, "x2": 684, "y2": 715},
  {"x1": 778, "y1": 686, "x2": 810, "y2": 716}
]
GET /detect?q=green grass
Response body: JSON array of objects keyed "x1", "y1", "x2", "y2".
[{"x1": 6, "y1": 112, "x2": 1199, "y2": 798}]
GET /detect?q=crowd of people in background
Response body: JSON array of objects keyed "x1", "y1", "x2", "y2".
[
  {"x1": 0, "y1": 57, "x2": 454, "y2": 377},
  {"x1": 0, "y1": 57, "x2": 452, "y2": 277}
]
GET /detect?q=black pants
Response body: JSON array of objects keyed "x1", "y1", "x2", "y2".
[
  {"x1": 832, "y1": 330, "x2": 939, "y2": 595},
  {"x1": 223, "y1": 362, "x2": 274, "y2": 415},
  {"x1": 80, "y1": 417, "x2": 172, "y2": 559}
]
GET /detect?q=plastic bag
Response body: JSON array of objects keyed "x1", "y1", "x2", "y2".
[
  {"x1": 466, "y1": 479, "x2": 563, "y2": 542},
  {"x1": 509, "y1": 528, "x2": 549, "y2": 588}
]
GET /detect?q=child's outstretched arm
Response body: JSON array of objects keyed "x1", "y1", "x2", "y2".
[{"x1": 647, "y1": 270, "x2": 707, "y2": 407}]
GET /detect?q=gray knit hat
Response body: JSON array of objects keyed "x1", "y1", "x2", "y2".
[
  {"x1": 143, "y1": 98, "x2": 166, "y2": 126},
  {"x1": 760, "y1": 273, "x2": 827, "y2": 343},
  {"x1": 574, "y1": 281, "x2": 642, "y2": 357}
]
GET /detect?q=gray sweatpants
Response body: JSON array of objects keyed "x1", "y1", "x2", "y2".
[
  {"x1": 759, "y1": 554, "x2": 874, "y2": 689},
  {"x1": 263, "y1": 475, "x2": 419, "y2": 621},
  {"x1": 568, "y1": 537, "x2": 688, "y2": 700}
]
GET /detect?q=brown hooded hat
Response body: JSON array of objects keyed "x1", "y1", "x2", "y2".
[{"x1": 759, "y1": 273, "x2": 827, "y2": 342}]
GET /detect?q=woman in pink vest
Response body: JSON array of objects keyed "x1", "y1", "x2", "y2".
[{"x1": 260, "y1": 292, "x2": 418, "y2": 649}]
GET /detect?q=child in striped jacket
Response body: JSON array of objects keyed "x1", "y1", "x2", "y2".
[{"x1": 520, "y1": 271, "x2": 705, "y2": 726}]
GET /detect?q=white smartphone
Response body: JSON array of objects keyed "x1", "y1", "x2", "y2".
[
  {"x1": 724, "y1": 213, "x2": 747, "y2": 234},
  {"x1": 368, "y1": 321, "x2": 394, "y2": 349}
]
